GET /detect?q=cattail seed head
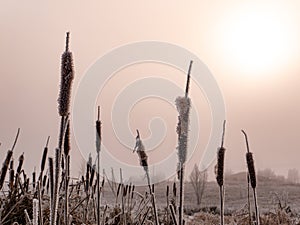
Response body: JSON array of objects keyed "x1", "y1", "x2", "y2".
[
  {"x1": 90, "y1": 164, "x2": 96, "y2": 186},
  {"x1": 41, "y1": 147, "x2": 48, "y2": 173},
  {"x1": 175, "y1": 96, "x2": 191, "y2": 174},
  {"x1": 166, "y1": 185, "x2": 169, "y2": 197},
  {"x1": 9, "y1": 169, "x2": 14, "y2": 190},
  {"x1": 49, "y1": 157, "x2": 54, "y2": 200},
  {"x1": 246, "y1": 152, "x2": 257, "y2": 189},
  {"x1": 64, "y1": 122, "x2": 71, "y2": 156},
  {"x1": 133, "y1": 130, "x2": 149, "y2": 171},
  {"x1": 173, "y1": 182, "x2": 177, "y2": 197},
  {"x1": 17, "y1": 153, "x2": 24, "y2": 174},
  {"x1": 0, "y1": 150, "x2": 13, "y2": 190},
  {"x1": 216, "y1": 147, "x2": 225, "y2": 186},
  {"x1": 96, "y1": 106, "x2": 102, "y2": 153},
  {"x1": 58, "y1": 33, "x2": 74, "y2": 116}
]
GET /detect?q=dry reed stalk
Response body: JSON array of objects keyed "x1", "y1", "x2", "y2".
[
  {"x1": 242, "y1": 130, "x2": 260, "y2": 225},
  {"x1": 0, "y1": 128, "x2": 20, "y2": 190},
  {"x1": 176, "y1": 60, "x2": 193, "y2": 225}
]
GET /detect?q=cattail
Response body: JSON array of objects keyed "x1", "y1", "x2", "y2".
[
  {"x1": 173, "y1": 182, "x2": 177, "y2": 197},
  {"x1": 216, "y1": 147, "x2": 225, "y2": 186},
  {"x1": 133, "y1": 130, "x2": 149, "y2": 172},
  {"x1": 90, "y1": 164, "x2": 96, "y2": 187},
  {"x1": 133, "y1": 130, "x2": 158, "y2": 225},
  {"x1": 48, "y1": 158, "x2": 54, "y2": 200},
  {"x1": 96, "y1": 106, "x2": 101, "y2": 153},
  {"x1": 242, "y1": 130, "x2": 260, "y2": 225},
  {"x1": 9, "y1": 169, "x2": 14, "y2": 191},
  {"x1": 246, "y1": 152, "x2": 256, "y2": 189},
  {"x1": 0, "y1": 129, "x2": 19, "y2": 190},
  {"x1": 32, "y1": 169, "x2": 36, "y2": 189},
  {"x1": 9, "y1": 159, "x2": 14, "y2": 170},
  {"x1": 58, "y1": 32, "x2": 74, "y2": 117},
  {"x1": 216, "y1": 121, "x2": 226, "y2": 225},
  {"x1": 64, "y1": 123, "x2": 70, "y2": 156},
  {"x1": 86, "y1": 161, "x2": 90, "y2": 192},
  {"x1": 176, "y1": 60, "x2": 193, "y2": 225},
  {"x1": 95, "y1": 106, "x2": 101, "y2": 225},
  {"x1": 17, "y1": 153, "x2": 24, "y2": 174},
  {"x1": 0, "y1": 150, "x2": 13, "y2": 190},
  {"x1": 41, "y1": 137, "x2": 49, "y2": 174},
  {"x1": 33, "y1": 198, "x2": 39, "y2": 225}
]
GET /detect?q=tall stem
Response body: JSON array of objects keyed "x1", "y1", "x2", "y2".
[
  {"x1": 253, "y1": 188, "x2": 260, "y2": 225},
  {"x1": 219, "y1": 185, "x2": 224, "y2": 225},
  {"x1": 179, "y1": 163, "x2": 184, "y2": 225}
]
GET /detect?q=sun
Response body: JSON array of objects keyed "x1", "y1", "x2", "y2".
[{"x1": 219, "y1": 4, "x2": 296, "y2": 75}]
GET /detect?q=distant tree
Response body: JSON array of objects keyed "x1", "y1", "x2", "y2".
[
  {"x1": 258, "y1": 168, "x2": 276, "y2": 180},
  {"x1": 287, "y1": 168, "x2": 299, "y2": 184},
  {"x1": 189, "y1": 164, "x2": 207, "y2": 205}
]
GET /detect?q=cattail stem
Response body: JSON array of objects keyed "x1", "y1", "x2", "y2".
[
  {"x1": 219, "y1": 185, "x2": 224, "y2": 225},
  {"x1": 185, "y1": 60, "x2": 193, "y2": 98},
  {"x1": 178, "y1": 163, "x2": 185, "y2": 225},
  {"x1": 64, "y1": 155, "x2": 70, "y2": 225},
  {"x1": 169, "y1": 204, "x2": 178, "y2": 225},
  {"x1": 253, "y1": 188, "x2": 260, "y2": 225},
  {"x1": 247, "y1": 173, "x2": 252, "y2": 225}
]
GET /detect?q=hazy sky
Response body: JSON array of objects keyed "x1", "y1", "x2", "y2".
[{"x1": 1, "y1": 1, "x2": 300, "y2": 182}]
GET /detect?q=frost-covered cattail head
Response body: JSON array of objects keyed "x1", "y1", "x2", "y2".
[
  {"x1": 58, "y1": 32, "x2": 74, "y2": 116},
  {"x1": 32, "y1": 198, "x2": 39, "y2": 225},
  {"x1": 133, "y1": 130, "x2": 148, "y2": 169},
  {"x1": 175, "y1": 97, "x2": 191, "y2": 137},
  {"x1": 175, "y1": 96, "x2": 191, "y2": 176}
]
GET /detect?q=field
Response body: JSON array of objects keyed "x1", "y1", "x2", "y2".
[
  {"x1": 1, "y1": 33, "x2": 299, "y2": 225},
  {"x1": 99, "y1": 174, "x2": 300, "y2": 224}
]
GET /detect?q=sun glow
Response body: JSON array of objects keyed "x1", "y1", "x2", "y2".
[{"x1": 219, "y1": 4, "x2": 297, "y2": 75}]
